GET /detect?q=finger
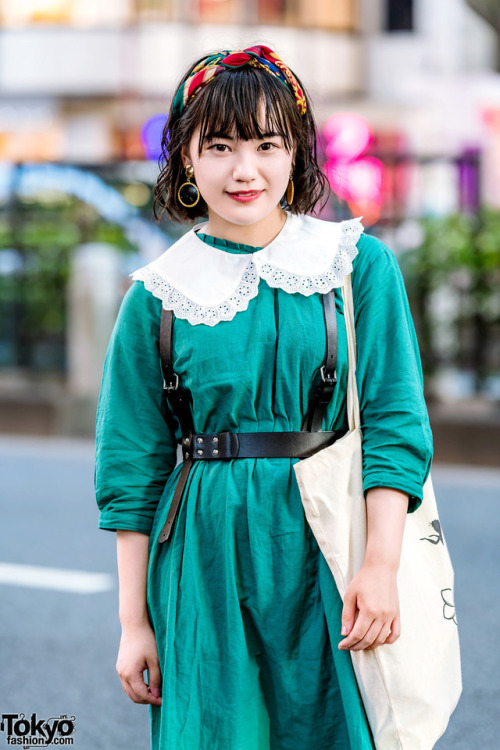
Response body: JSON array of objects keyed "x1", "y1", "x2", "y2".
[
  {"x1": 117, "y1": 664, "x2": 147, "y2": 704},
  {"x1": 364, "y1": 622, "x2": 392, "y2": 650},
  {"x1": 349, "y1": 620, "x2": 386, "y2": 651},
  {"x1": 121, "y1": 678, "x2": 147, "y2": 705},
  {"x1": 385, "y1": 616, "x2": 401, "y2": 644},
  {"x1": 130, "y1": 681, "x2": 160, "y2": 705},
  {"x1": 339, "y1": 614, "x2": 374, "y2": 650},
  {"x1": 146, "y1": 662, "x2": 163, "y2": 702},
  {"x1": 341, "y1": 589, "x2": 358, "y2": 636},
  {"x1": 129, "y1": 672, "x2": 159, "y2": 705}
]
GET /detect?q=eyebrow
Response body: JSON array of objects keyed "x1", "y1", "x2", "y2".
[{"x1": 204, "y1": 131, "x2": 283, "y2": 141}]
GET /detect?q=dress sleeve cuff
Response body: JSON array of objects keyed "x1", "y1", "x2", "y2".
[{"x1": 98, "y1": 512, "x2": 152, "y2": 536}]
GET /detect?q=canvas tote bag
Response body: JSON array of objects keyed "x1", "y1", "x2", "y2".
[{"x1": 293, "y1": 273, "x2": 462, "y2": 750}]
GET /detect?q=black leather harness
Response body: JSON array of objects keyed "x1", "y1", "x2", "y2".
[{"x1": 157, "y1": 289, "x2": 346, "y2": 544}]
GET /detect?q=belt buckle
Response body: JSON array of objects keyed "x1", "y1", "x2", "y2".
[{"x1": 320, "y1": 365, "x2": 337, "y2": 384}]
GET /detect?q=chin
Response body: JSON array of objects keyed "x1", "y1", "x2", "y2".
[{"x1": 220, "y1": 202, "x2": 280, "y2": 226}]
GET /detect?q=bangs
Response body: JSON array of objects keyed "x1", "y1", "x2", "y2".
[{"x1": 191, "y1": 68, "x2": 298, "y2": 153}]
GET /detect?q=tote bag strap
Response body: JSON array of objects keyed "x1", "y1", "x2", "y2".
[{"x1": 341, "y1": 273, "x2": 361, "y2": 433}]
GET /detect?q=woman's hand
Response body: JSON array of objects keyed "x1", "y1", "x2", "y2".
[
  {"x1": 116, "y1": 621, "x2": 163, "y2": 706},
  {"x1": 338, "y1": 486, "x2": 409, "y2": 652},
  {"x1": 338, "y1": 562, "x2": 401, "y2": 651},
  {"x1": 115, "y1": 530, "x2": 161, "y2": 704}
]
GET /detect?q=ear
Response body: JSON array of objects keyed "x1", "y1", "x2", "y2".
[{"x1": 181, "y1": 144, "x2": 191, "y2": 168}]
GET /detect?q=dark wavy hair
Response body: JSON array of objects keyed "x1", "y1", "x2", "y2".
[{"x1": 152, "y1": 51, "x2": 330, "y2": 223}]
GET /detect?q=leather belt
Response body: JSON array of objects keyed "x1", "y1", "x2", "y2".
[
  {"x1": 157, "y1": 428, "x2": 347, "y2": 544},
  {"x1": 182, "y1": 429, "x2": 346, "y2": 460}
]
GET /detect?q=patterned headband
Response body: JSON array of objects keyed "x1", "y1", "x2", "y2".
[{"x1": 172, "y1": 45, "x2": 307, "y2": 119}]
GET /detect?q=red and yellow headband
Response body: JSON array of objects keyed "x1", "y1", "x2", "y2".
[{"x1": 172, "y1": 45, "x2": 307, "y2": 118}]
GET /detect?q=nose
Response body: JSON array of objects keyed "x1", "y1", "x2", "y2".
[{"x1": 232, "y1": 149, "x2": 258, "y2": 182}]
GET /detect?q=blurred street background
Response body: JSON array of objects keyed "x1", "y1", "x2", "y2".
[{"x1": 0, "y1": 0, "x2": 499, "y2": 748}]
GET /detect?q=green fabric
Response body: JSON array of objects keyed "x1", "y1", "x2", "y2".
[
  {"x1": 94, "y1": 229, "x2": 433, "y2": 749},
  {"x1": 195, "y1": 231, "x2": 265, "y2": 254}
]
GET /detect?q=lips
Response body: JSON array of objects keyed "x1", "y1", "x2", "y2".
[
  {"x1": 228, "y1": 190, "x2": 261, "y2": 194},
  {"x1": 227, "y1": 190, "x2": 263, "y2": 203}
]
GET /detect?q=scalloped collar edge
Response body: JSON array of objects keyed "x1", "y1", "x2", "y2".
[{"x1": 130, "y1": 213, "x2": 364, "y2": 326}]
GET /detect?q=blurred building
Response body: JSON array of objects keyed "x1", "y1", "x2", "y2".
[
  {"x1": 1, "y1": 1, "x2": 499, "y2": 225},
  {"x1": 1, "y1": 0, "x2": 499, "y2": 444},
  {"x1": 0, "y1": 1, "x2": 497, "y2": 169},
  {"x1": 0, "y1": 0, "x2": 359, "y2": 166}
]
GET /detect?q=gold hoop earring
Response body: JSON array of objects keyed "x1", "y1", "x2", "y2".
[
  {"x1": 178, "y1": 164, "x2": 200, "y2": 208},
  {"x1": 286, "y1": 167, "x2": 294, "y2": 205}
]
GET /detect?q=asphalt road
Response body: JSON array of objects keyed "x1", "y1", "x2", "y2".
[{"x1": 0, "y1": 435, "x2": 498, "y2": 750}]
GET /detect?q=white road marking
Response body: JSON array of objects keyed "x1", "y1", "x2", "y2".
[{"x1": 0, "y1": 563, "x2": 114, "y2": 594}]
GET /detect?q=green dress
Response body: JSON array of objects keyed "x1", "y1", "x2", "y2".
[{"x1": 94, "y1": 223, "x2": 433, "y2": 750}]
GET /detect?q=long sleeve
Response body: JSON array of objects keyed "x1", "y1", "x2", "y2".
[
  {"x1": 94, "y1": 280, "x2": 178, "y2": 535},
  {"x1": 351, "y1": 233, "x2": 433, "y2": 513}
]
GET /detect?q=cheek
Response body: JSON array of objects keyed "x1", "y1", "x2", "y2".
[
  {"x1": 269, "y1": 158, "x2": 293, "y2": 189},
  {"x1": 194, "y1": 167, "x2": 231, "y2": 209},
  {"x1": 194, "y1": 159, "x2": 225, "y2": 191}
]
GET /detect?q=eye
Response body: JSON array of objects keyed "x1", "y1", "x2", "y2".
[
  {"x1": 259, "y1": 142, "x2": 278, "y2": 151},
  {"x1": 208, "y1": 143, "x2": 230, "y2": 152}
]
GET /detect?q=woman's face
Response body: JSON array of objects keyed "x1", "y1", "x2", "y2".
[{"x1": 181, "y1": 109, "x2": 295, "y2": 232}]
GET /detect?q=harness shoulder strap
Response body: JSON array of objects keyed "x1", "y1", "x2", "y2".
[
  {"x1": 159, "y1": 307, "x2": 194, "y2": 439},
  {"x1": 301, "y1": 288, "x2": 338, "y2": 432},
  {"x1": 160, "y1": 288, "x2": 338, "y2": 436}
]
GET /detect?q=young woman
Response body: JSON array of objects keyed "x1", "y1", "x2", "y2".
[{"x1": 94, "y1": 45, "x2": 433, "y2": 749}]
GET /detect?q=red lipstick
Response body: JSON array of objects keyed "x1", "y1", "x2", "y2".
[{"x1": 227, "y1": 190, "x2": 263, "y2": 203}]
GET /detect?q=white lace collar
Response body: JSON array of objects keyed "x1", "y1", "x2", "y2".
[{"x1": 130, "y1": 212, "x2": 364, "y2": 326}]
